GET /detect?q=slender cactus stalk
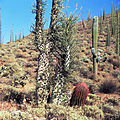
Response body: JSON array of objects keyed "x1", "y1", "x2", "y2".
[
  {"x1": 116, "y1": 9, "x2": 120, "y2": 55},
  {"x1": 100, "y1": 17, "x2": 103, "y2": 34},
  {"x1": 111, "y1": 3, "x2": 115, "y2": 35},
  {"x1": 10, "y1": 30, "x2": 12, "y2": 42},
  {"x1": 12, "y1": 24, "x2": 14, "y2": 42},
  {"x1": 15, "y1": 34, "x2": 17, "y2": 41},
  {"x1": 19, "y1": 32, "x2": 21, "y2": 40},
  {"x1": 103, "y1": 8, "x2": 106, "y2": 21},
  {"x1": 106, "y1": 25, "x2": 110, "y2": 46},
  {"x1": 92, "y1": 16, "x2": 98, "y2": 79}
]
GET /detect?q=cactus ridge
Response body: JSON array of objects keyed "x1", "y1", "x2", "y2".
[{"x1": 70, "y1": 82, "x2": 89, "y2": 106}]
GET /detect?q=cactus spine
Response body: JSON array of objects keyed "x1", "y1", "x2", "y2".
[
  {"x1": 106, "y1": 25, "x2": 110, "y2": 46},
  {"x1": 116, "y1": 9, "x2": 120, "y2": 55},
  {"x1": 92, "y1": 16, "x2": 98, "y2": 79}
]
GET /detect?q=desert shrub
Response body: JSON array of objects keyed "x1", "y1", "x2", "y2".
[
  {"x1": 105, "y1": 97, "x2": 120, "y2": 106},
  {"x1": 16, "y1": 53, "x2": 26, "y2": 58},
  {"x1": 3, "y1": 89, "x2": 24, "y2": 104},
  {"x1": 99, "y1": 79, "x2": 117, "y2": 94},
  {"x1": 0, "y1": 62, "x2": 24, "y2": 78},
  {"x1": 0, "y1": 111, "x2": 32, "y2": 120},
  {"x1": 25, "y1": 63, "x2": 34, "y2": 68},
  {"x1": 12, "y1": 76, "x2": 26, "y2": 87},
  {"x1": 86, "y1": 93, "x2": 101, "y2": 106},
  {"x1": 102, "y1": 104, "x2": 120, "y2": 120},
  {"x1": 83, "y1": 105, "x2": 104, "y2": 119}
]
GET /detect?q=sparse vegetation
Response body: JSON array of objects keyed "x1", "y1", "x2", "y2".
[{"x1": 0, "y1": 1, "x2": 119, "y2": 120}]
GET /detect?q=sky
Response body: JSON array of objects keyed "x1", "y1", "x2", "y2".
[{"x1": 0, "y1": 0, "x2": 119, "y2": 44}]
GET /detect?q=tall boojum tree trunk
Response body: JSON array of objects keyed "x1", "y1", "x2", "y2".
[
  {"x1": 48, "y1": 0, "x2": 65, "y2": 105},
  {"x1": 35, "y1": 0, "x2": 49, "y2": 105}
]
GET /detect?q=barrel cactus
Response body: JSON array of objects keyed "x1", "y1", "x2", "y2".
[{"x1": 70, "y1": 82, "x2": 89, "y2": 107}]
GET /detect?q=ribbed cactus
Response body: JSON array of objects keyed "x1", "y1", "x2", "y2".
[
  {"x1": 116, "y1": 8, "x2": 120, "y2": 55},
  {"x1": 10, "y1": 31, "x2": 12, "y2": 42},
  {"x1": 111, "y1": 3, "x2": 115, "y2": 35},
  {"x1": 12, "y1": 24, "x2": 14, "y2": 42},
  {"x1": 70, "y1": 83, "x2": 89, "y2": 106},
  {"x1": 100, "y1": 17, "x2": 103, "y2": 34},
  {"x1": 106, "y1": 25, "x2": 110, "y2": 46},
  {"x1": 19, "y1": 32, "x2": 21, "y2": 40},
  {"x1": 15, "y1": 34, "x2": 17, "y2": 41},
  {"x1": 103, "y1": 8, "x2": 106, "y2": 21},
  {"x1": 92, "y1": 16, "x2": 98, "y2": 79}
]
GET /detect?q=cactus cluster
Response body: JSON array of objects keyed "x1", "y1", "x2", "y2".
[{"x1": 70, "y1": 82, "x2": 89, "y2": 106}]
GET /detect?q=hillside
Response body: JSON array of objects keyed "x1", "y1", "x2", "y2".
[{"x1": 0, "y1": 14, "x2": 120, "y2": 120}]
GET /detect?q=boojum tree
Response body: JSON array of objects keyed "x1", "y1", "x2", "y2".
[{"x1": 34, "y1": 0, "x2": 49, "y2": 105}]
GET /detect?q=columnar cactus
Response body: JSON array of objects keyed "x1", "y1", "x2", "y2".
[
  {"x1": 116, "y1": 8, "x2": 120, "y2": 55},
  {"x1": 103, "y1": 8, "x2": 106, "y2": 21},
  {"x1": 92, "y1": 16, "x2": 98, "y2": 79},
  {"x1": 12, "y1": 24, "x2": 14, "y2": 42},
  {"x1": 10, "y1": 31, "x2": 12, "y2": 42},
  {"x1": 15, "y1": 34, "x2": 17, "y2": 41},
  {"x1": 106, "y1": 25, "x2": 110, "y2": 46},
  {"x1": 19, "y1": 32, "x2": 21, "y2": 40},
  {"x1": 111, "y1": 3, "x2": 115, "y2": 35},
  {"x1": 70, "y1": 82, "x2": 89, "y2": 106},
  {"x1": 100, "y1": 17, "x2": 103, "y2": 34}
]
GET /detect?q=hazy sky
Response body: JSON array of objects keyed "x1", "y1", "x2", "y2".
[{"x1": 0, "y1": 0, "x2": 119, "y2": 43}]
